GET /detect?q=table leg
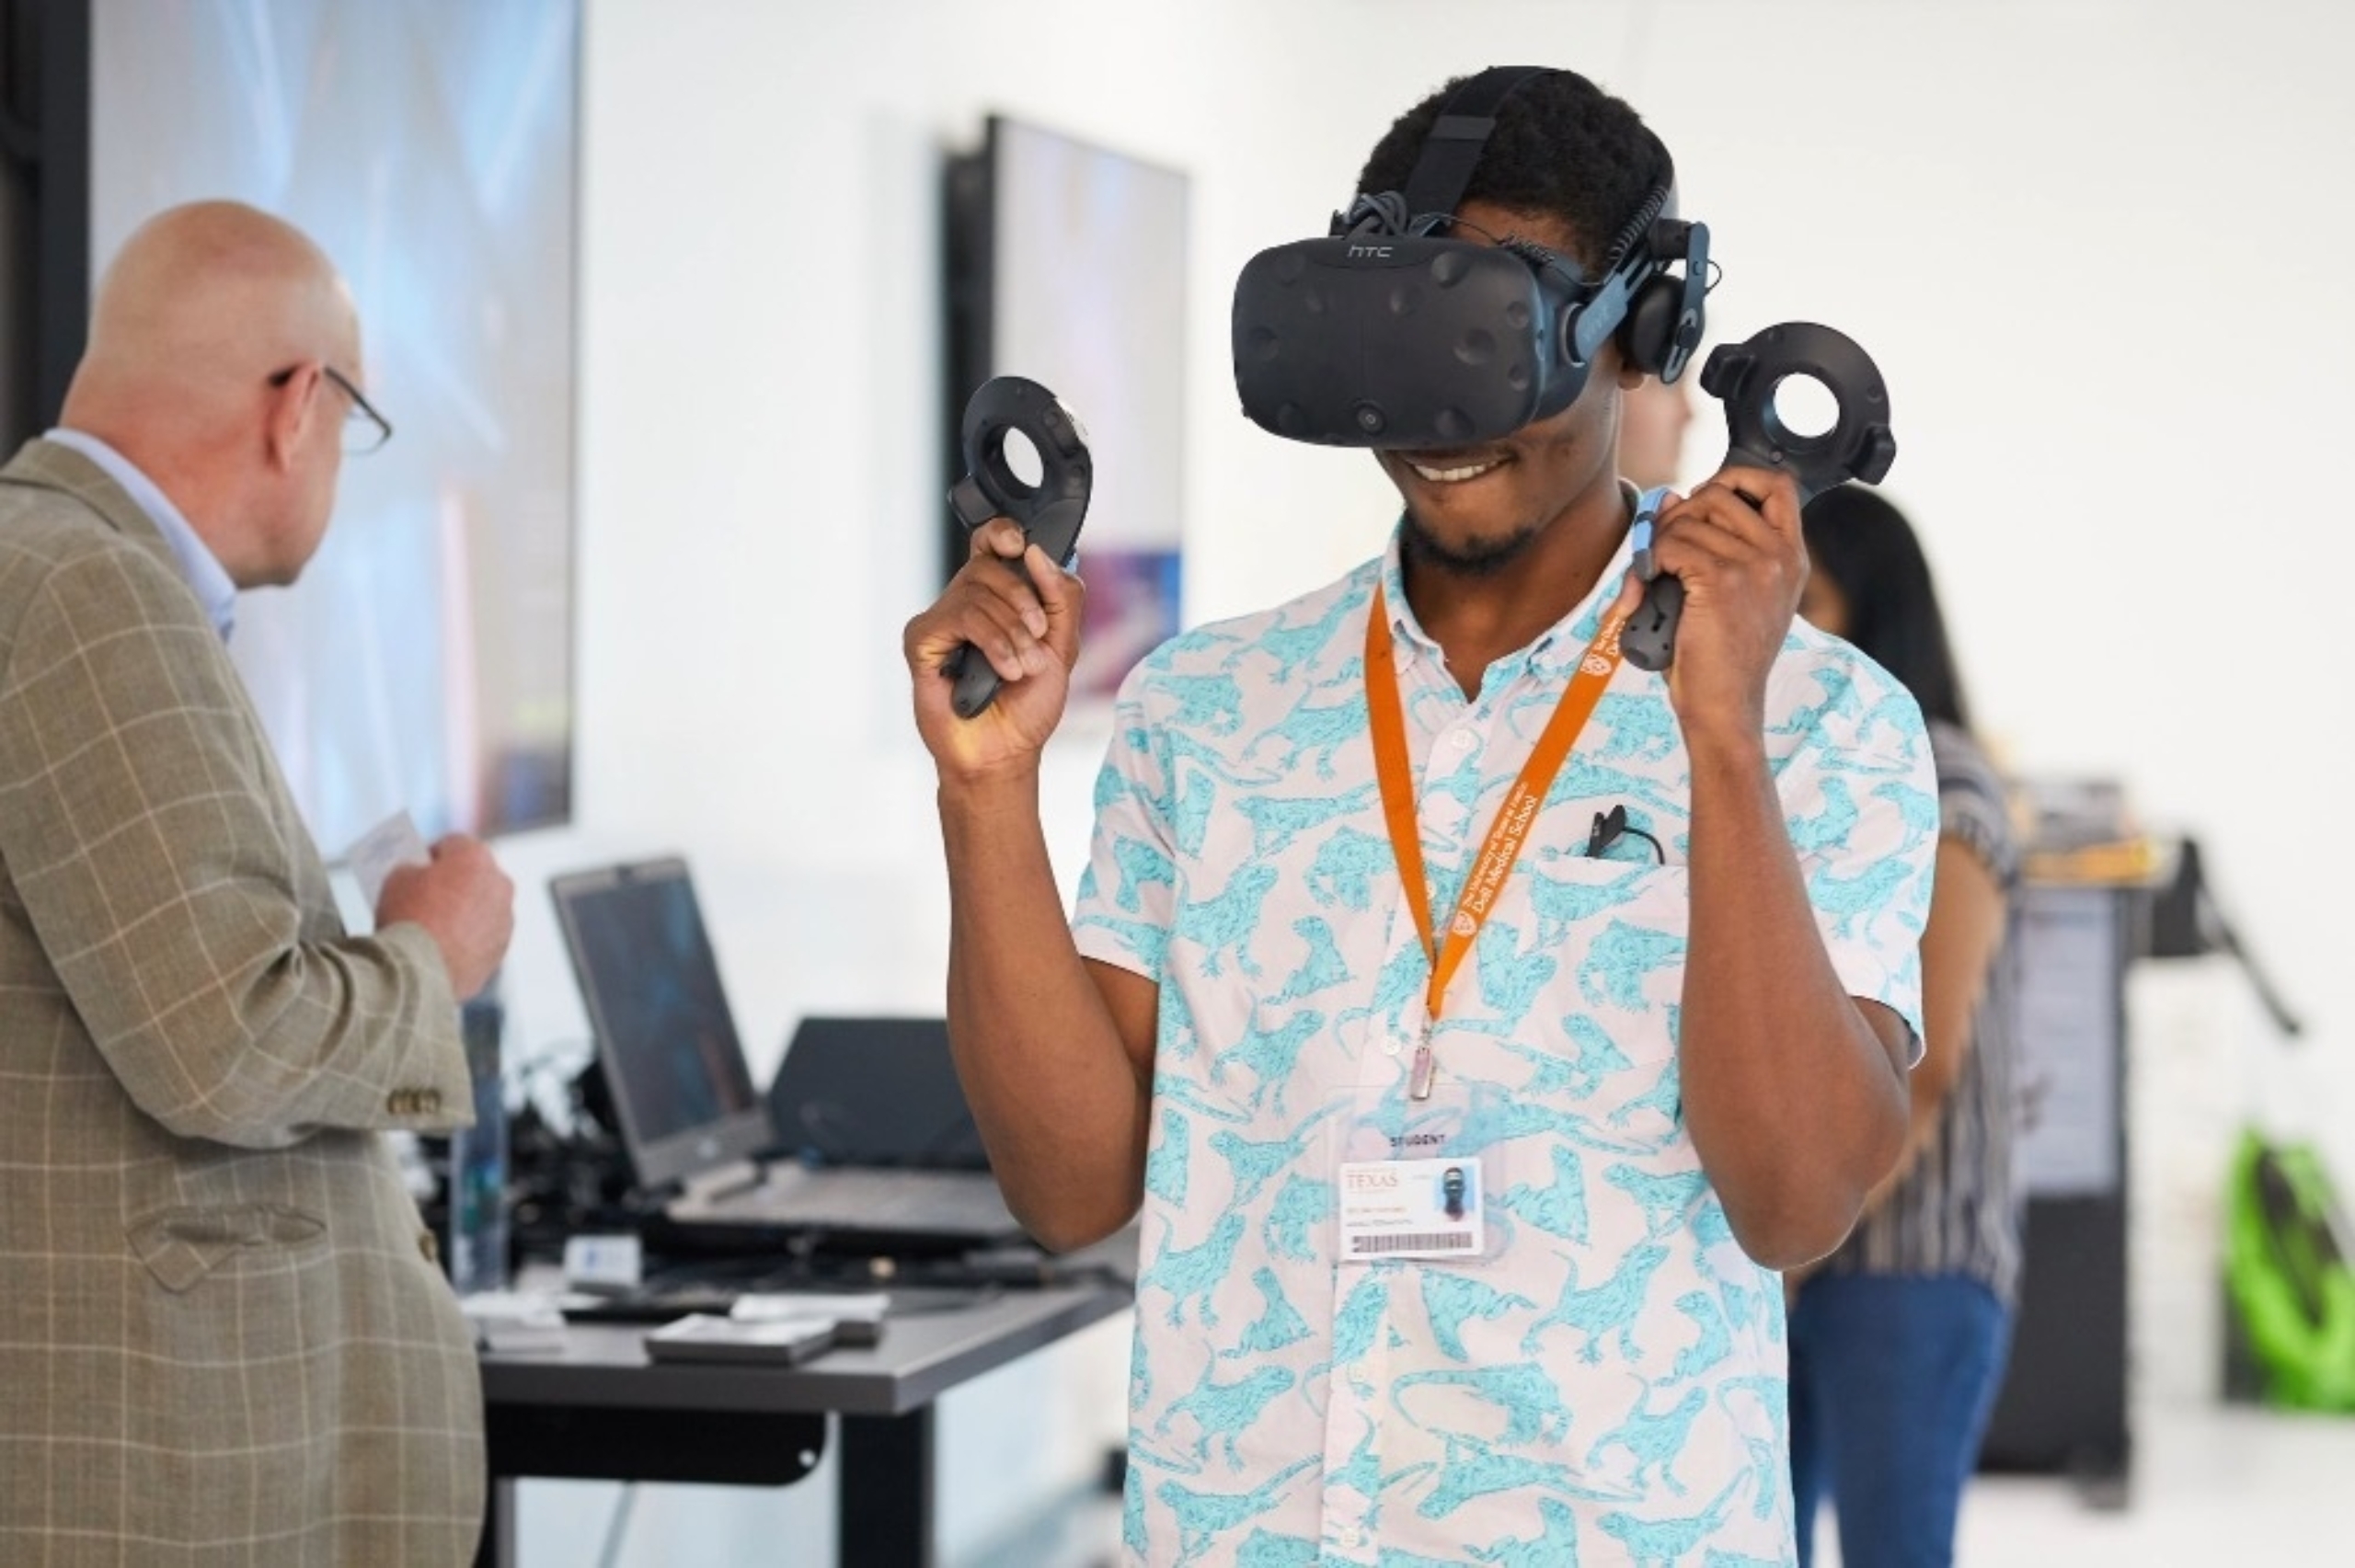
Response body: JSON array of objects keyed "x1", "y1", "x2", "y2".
[{"x1": 838, "y1": 1408, "x2": 936, "y2": 1568}]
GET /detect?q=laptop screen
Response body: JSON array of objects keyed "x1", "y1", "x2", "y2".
[{"x1": 549, "y1": 857, "x2": 771, "y2": 1191}]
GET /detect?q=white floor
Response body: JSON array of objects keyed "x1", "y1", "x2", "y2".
[{"x1": 1928, "y1": 1399, "x2": 2355, "y2": 1568}]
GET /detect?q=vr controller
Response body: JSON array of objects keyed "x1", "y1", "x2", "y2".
[
  {"x1": 941, "y1": 376, "x2": 1094, "y2": 719},
  {"x1": 1620, "y1": 321, "x2": 1898, "y2": 671}
]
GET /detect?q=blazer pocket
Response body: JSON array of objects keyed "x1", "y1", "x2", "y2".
[{"x1": 128, "y1": 1204, "x2": 327, "y2": 1293}]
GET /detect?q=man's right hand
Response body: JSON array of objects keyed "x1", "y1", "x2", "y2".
[
  {"x1": 902, "y1": 516, "x2": 1086, "y2": 781},
  {"x1": 375, "y1": 834, "x2": 515, "y2": 1001}
]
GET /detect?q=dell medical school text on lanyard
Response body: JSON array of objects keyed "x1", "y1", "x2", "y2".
[{"x1": 1365, "y1": 580, "x2": 1629, "y2": 1102}]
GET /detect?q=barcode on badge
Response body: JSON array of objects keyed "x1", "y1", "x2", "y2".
[{"x1": 1350, "y1": 1231, "x2": 1476, "y2": 1255}]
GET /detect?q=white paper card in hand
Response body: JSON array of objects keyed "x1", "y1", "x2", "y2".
[{"x1": 346, "y1": 810, "x2": 431, "y2": 909}]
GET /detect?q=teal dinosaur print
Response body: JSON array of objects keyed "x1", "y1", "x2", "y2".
[
  {"x1": 1420, "y1": 1272, "x2": 1545, "y2": 1363},
  {"x1": 1589, "y1": 1382, "x2": 1707, "y2": 1495},
  {"x1": 1157, "y1": 1456, "x2": 1319, "y2": 1567},
  {"x1": 1593, "y1": 1474, "x2": 1748, "y2": 1567},
  {"x1": 1523, "y1": 1242, "x2": 1671, "y2": 1362},
  {"x1": 1159, "y1": 1362, "x2": 1296, "y2": 1467},
  {"x1": 1492, "y1": 1145, "x2": 1590, "y2": 1245},
  {"x1": 1784, "y1": 776, "x2": 1858, "y2": 857},
  {"x1": 1235, "y1": 1528, "x2": 1320, "y2": 1567},
  {"x1": 1272, "y1": 916, "x2": 1350, "y2": 1005},
  {"x1": 1470, "y1": 1497, "x2": 1585, "y2": 1566},
  {"x1": 1239, "y1": 784, "x2": 1377, "y2": 857},
  {"x1": 1671, "y1": 1290, "x2": 1733, "y2": 1381},
  {"x1": 1415, "y1": 1435, "x2": 1639, "y2": 1519},
  {"x1": 1210, "y1": 1007, "x2": 1326, "y2": 1116},
  {"x1": 1305, "y1": 825, "x2": 1402, "y2": 911},
  {"x1": 1248, "y1": 694, "x2": 1370, "y2": 780},
  {"x1": 1578, "y1": 921, "x2": 1688, "y2": 1010},
  {"x1": 1146, "y1": 1105, "x2": 1191, "y2": 1204},
  {"x1": 1147, "y1": 1210, "x2": 1246, "y2": 1328},
  {"x1": 1210, "y1": 1104, "x2": 1337, "y2": 1207},
  {"x1": 1258, "y1": 592, "x2": 1361, "y2": 682},
  {"x1": 1260, "y1": 1174, "x2": 1334, "y2": 1263},
  {"x1": 1391, "y1": 1360, "x2": 1574, "y2": 1446},
  {"x1": 1604, "y1": 1162, "x2": 1706, "y2": 1237},
  {"x1": 1182, "y1": 864, "x2": 1280, "y2": 979},
  {"x1": 1223, "y1": 1266, "x2": 1314, "y2": 1361}
]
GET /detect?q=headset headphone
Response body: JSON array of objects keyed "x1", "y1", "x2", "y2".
[{"x1": 1232, "y1": 64, "x2": 1712, "y2": 448}]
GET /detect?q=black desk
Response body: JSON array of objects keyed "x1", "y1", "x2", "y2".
[{"x1": 475, "y1": 1282, "x2": 1132, "y2": 1567}]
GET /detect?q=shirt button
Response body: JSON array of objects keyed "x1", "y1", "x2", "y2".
[
  {"x1": 1382, "y1": 1035, "x2": 1402, "y2": 1057},
  {"x1": 1452, "y1": 729, "x2": 1476, "y2": 749},
  {"x1": 1338, "y1": 1525, "x2": 1365, "y2": 1551},
  {"x1": 419, "y1": 1230, "x2": 440, "y2": 1265}
]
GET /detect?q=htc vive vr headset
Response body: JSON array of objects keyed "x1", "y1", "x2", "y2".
[{"x1": 1232, "y1": 65, "x2": 1711, "y2": 450}]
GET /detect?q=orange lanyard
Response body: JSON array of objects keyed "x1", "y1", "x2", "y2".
[{"x1": 1365, "y1": 581, "x2": 1628, "y2": 1099}]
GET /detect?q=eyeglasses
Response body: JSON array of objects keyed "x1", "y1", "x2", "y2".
[{"x1": 268, "y1": 362, "x2": 394, "y2": 454}]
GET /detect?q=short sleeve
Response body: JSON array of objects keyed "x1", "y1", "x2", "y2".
[
  {"x1": 1070, "y1": 664, "x2": 1178, "y2": 981},
  {"x1": 1775, "y1": 651, "x2": 1940, "y2": 1062}
]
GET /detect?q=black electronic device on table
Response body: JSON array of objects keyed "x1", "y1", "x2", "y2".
[
  {"x1": 940, "y1": 375, "x2": 1093, "y2": 718},
  {"x1": 1619, "y1": 320, "x2": 1898, "y2": 672}
]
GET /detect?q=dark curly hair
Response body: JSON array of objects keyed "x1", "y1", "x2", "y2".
[{"x1": 1355, "y1": 69, "x2": 1671, "y2": 272}]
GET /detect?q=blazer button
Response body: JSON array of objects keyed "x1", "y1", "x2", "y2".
[
  {"x1": 419, "y1": 1230, "x2": 440, "y2": 1264},
  {"x1": 388, "y1": 1090, "x2": 413, "y2": 1116},
  {"x1": 419, "y1": 1089, "x2": 442, "y2": 1114}
]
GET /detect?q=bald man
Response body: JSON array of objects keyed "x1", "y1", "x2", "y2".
[{"x1": 0, "y1": 201, "x2": 511, "y2": 1562}]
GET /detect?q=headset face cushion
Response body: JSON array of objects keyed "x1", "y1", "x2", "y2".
[{"x1": 1233, "y1": 235, "x2": 1591, "y2": 447}]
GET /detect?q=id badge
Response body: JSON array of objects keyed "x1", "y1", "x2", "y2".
[
  {"x1": 1338, "y1": 1155, "x2": 1485, "y2": 1262},
  {"x1": 1336, "y1": 1079, "x2": 1496, "y2": 1262}
]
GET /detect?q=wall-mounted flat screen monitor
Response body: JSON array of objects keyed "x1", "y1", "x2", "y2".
[{"x1": 86, "y1": 0, "x2": 579, "y2": 848}]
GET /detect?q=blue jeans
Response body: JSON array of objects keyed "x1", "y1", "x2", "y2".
[{"x1": 1787, "y1": 1272, "x2": 2014, "y2": 1568}]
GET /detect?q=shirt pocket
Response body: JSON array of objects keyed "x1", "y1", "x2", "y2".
[{"x1": 1513, "y1": 856, "x2": 1692, "y2": 1141}]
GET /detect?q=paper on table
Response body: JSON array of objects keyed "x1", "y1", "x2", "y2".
[{"x1": 345, "y1": 810, "x2": 431, "y2": 910}]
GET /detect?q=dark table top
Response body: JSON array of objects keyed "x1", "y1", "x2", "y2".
[{"x1": 478, "y1": 1278, "x2": 1132, "y2": 1419}]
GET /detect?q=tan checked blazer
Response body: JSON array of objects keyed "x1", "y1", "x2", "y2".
[{"x1": 0, "y1": 440, "x2": 484, "y2": 1565}]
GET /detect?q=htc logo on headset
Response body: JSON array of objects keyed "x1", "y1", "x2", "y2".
[{"x1": 1346, "y1": 243, "x2": 1396, "y2": 259}]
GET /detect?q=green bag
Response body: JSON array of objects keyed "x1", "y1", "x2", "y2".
[{"x1": 2226, "y1": 1128, "x2": 2355, "y2": 1413}]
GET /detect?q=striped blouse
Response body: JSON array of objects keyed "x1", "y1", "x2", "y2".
[{"x1": 1821, "y1": 718, "x2": 2026, "y2": 1304}]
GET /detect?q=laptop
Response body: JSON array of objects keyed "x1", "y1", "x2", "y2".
[{"x1": 548, "y1": 857, "x2": 1026, "y2": 1255}]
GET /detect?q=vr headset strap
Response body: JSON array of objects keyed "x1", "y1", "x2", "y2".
[{"x1": 1397, "y1": 65, "x2": 1553, "y2": 227}]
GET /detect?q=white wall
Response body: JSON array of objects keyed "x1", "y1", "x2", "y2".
[{"x1": 498, "y1": 1, "x2": 2355, "y2": 1560}]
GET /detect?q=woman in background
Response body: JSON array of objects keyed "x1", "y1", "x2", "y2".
[{"x1": 1786, "y1": 485, "x2": 2025, "y2": 1568}]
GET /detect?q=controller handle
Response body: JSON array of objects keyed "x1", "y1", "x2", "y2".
[
  {"x1": 1620, "y1": 322, "x2": 1896, "y2": 673},
  {"x1": 941, "y1": 376, "x2": 1095, "y2": 717}
]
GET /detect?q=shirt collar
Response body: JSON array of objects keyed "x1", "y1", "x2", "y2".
[
  {"x1": 45, "y1": 427, "x2": 237, "y2": 642},
  {"x1": 1378, "y1": 480, "x2": 1657, "y2": 680}
]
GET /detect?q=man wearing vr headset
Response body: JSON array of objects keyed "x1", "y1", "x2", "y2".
[{"x1": 906, "y1": 66, "x2": 1934, "y2": 1567}]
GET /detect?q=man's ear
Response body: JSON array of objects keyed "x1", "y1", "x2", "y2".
[{"x1": 262, "y1": 364, "x2": 320, "y2": 473}]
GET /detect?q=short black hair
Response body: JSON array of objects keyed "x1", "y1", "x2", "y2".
[
  {"x1": 1355, "y1": 68, "x2": 1671, "y2": 270},
  {"x1": 1800, "y1": 485, "x2": 1973, "y2": 732}
]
